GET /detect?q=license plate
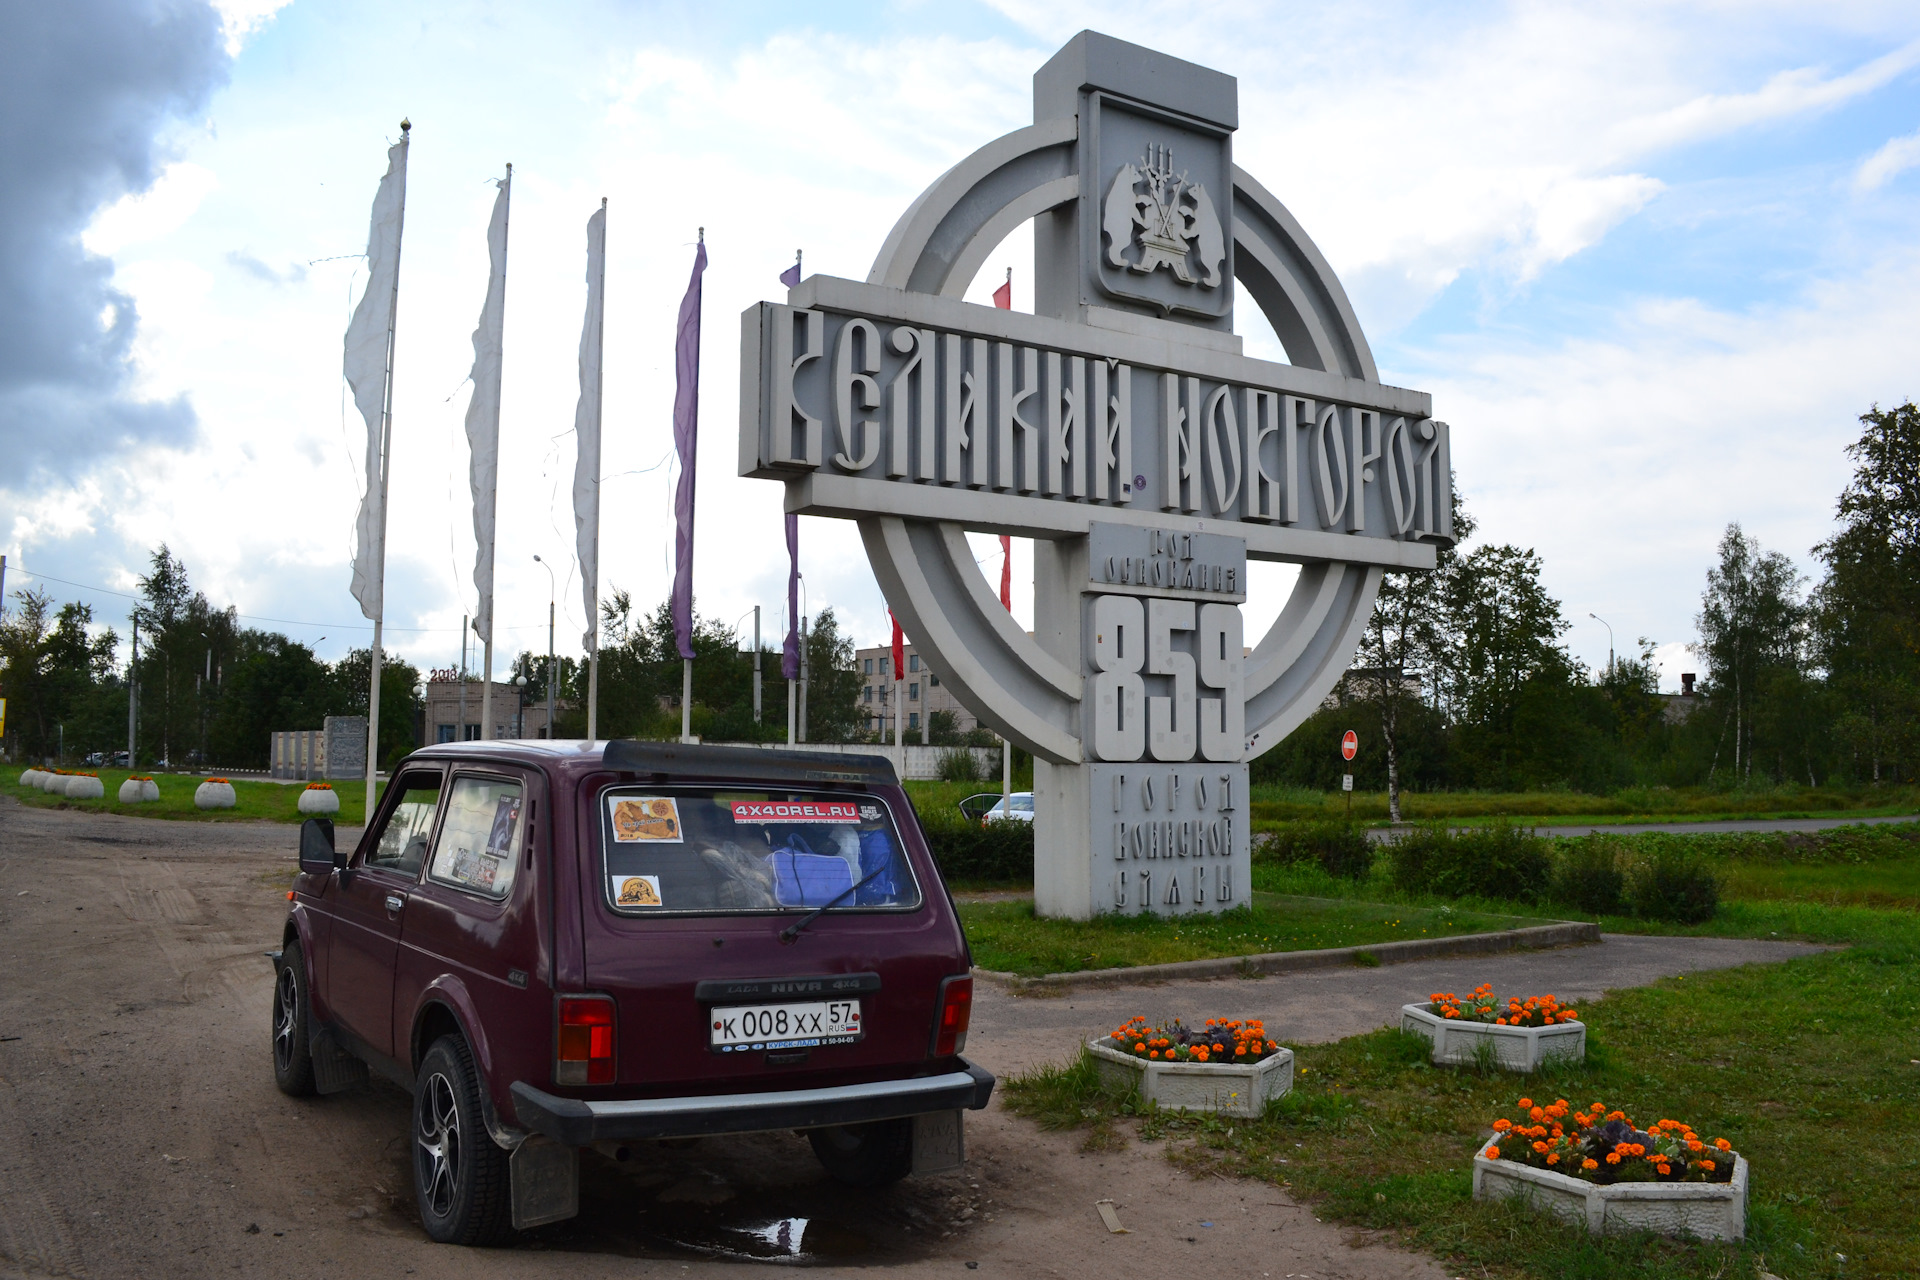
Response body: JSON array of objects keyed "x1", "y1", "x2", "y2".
[{"x1": 709, "y1": 1000, "x2": 863, "y2": 1052}]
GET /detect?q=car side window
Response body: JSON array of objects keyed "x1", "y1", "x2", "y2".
[
  {"x1": 426, "y1": 775, "x2": 524, "y2": 899},
  {"x1": 367, "y1": 774, "x2": 443, "y2": 876}
]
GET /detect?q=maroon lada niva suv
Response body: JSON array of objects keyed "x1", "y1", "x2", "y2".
[{"x1": 270, "y1": 740, "x2": 992, "y2": 1244}]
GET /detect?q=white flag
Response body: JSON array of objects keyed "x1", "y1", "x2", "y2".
[
  {"x1": 344, "y1": 133, "x2": 408, "y2": 622},
  {"x1": 465, "y1": 169, "x2": 511, "y2": 645},
  {"x1": 572, "y1": 202, "x2": 606, "y2": 655}
]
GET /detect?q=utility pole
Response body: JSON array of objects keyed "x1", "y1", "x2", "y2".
[
  {"x1": 533, "y1": 555, "x2": 556, "y2": 738},
  {"x1": 798, "y1": 616, "x2": 809, "y2": 743},
  {"x1": 128, "y1": 615, "x2": 138, "y2": 768},
  {"x1": 459, "y1": 614, "x2": 469, "y2": 741},
  {"x1": 752, "y1": 604, "x2": 762, "y2": 725}
]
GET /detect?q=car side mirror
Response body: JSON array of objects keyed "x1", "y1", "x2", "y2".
[{"x1": 299, "y1": 818, "x2": 338, "y2": 875}]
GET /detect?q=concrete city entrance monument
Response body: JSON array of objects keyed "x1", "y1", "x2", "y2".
[{"x1": 740, "y1": 31, "x2": 1455, "y2": 919}]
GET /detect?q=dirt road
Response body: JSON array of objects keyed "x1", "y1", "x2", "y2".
[{"x1": 0, "y1": 800, "x2": 1820, "y2": 1278}]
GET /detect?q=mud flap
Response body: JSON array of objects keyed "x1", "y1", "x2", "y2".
[
  {"x1": 911, "y1": 1110, "x2": 964, "y2": 1175},
  {"x1": 309, "y1": 1027, "x2": 368, "y2": 1096},
  {"x1": 510, "y1": 1137, "x2": 579, "y2": 1230}
]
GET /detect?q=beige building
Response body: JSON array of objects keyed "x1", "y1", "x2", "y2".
[
  {"x1": 852, "y1": 643, "x2": 982, "y2": 742},
  {"x1": 423, "y1": 677, "x2": 556, "y2": 743}
]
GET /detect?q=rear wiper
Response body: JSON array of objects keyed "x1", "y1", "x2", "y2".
[{"x1": 779, "y1": 865, "x2": 890, "y2": 944}]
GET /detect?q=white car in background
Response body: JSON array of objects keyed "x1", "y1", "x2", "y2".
[{"x1": 957, "y1": 792, "x2": 1035, "y2": 825}]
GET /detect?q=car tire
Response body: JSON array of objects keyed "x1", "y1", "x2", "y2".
[
  {"x1": 271, "y1": 941, "x2": 317, "y2": 1097},
  {"x1": 807, "y1": 1117, "x2": 913, "y2": 1188},
  {"x1": 413, "y1": 1034, "x2": 512, "y2": 1245}
]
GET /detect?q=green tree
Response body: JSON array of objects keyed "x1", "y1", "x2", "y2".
[
  {"x1": 0, "y1": 590, "x2": 122, "y2": 762},
  {"x1": 1437, "y1": 544, "x2": 1571, "y2": 786},
  {"x1": 1812, "y1": 401, "x2": 1920, "y2": 783},
  {"x1": 207, "y1": 631, "x2": 338, "y2": 768},
  {"x1": 1694, "y1": 523, "x2": 1807, "y2": 784},
  {"x1": 329, "y1": 648, "x2": 424, "y2": 770}
]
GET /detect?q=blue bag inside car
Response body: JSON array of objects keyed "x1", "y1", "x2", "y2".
[
  {"x1": 766, "y1": 842, "x2": 854, "y2": 907},
  {"x1": 856, "y1": 829, "x2": 899, "y2": 905}
]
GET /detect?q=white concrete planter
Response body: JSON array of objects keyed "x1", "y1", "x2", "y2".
[
  {"x1": 297, "y1": 787, "x2": 340, "y2": 815},
  {"x1": 119, "y1": 778, "x2": 160, "y2": 803},
  {"x1": 194, "y1": 781, "x2": 237, "y2": 810},
  {"x1": 66, "y1": 775, "x2": 105, "y2": 800},
  {"x1": 1473, "y1": 1139, "x2": 1748, "y2": 1240},
  {"x1": 1087, "y1": 1039, "x2": 1293, "y2": 1118},
  {"x1": 37, "y1": 772, "x2": 63, "y2": 792},
  {"x1": 19, "y1": 768, "x2": 45, "y2": 788},
  {"x1": 1401, "y1": 1003, "x2": 1585, "y2": 1071}
]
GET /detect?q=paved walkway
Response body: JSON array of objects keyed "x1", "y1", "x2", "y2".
[
  {"x1": 1364, "y1": 813, "x2": 1920, "y2": 840},
  {"x1": 970, "y1": 933, "x2": 1829, "y2": 1078}
]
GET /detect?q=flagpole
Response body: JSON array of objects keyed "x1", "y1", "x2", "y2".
[
  {"x1": 365, "y1": 119, "x2": 410, "y2": 818},
  {"x1": 586, "y1": 197, "x2": 607, "y2": 741}
]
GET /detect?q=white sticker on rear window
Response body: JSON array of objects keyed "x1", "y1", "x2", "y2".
[
  {"x1": 609, "y1": 796, "x2": 681, "y2": 842},
  {"x1": 728, "y1": 800, "x2": 860, "y2": 824},
  {"x1": 611, "y1": 874, "x2": 662, "y2": 907}
]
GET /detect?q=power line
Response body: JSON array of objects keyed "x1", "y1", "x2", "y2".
[{"x1": 5, "y1": 563, "x2": 547, "y2": 639}]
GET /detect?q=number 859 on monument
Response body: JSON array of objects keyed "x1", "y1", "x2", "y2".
[{"x1": 1088, "y1": 595, "x2": 1244, "y2": 763}]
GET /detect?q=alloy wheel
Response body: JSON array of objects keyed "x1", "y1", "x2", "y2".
[
  {"x1": 272, "y1": 965, "x2": 298, "y2": 1071},
  {"x1": 415, "y1": 1072, "x2": 462, "y2": 1218}
]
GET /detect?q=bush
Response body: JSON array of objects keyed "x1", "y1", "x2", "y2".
[
  {"x1": 1387, "y1": 822, "x2": 1552, "y2": 903},
  {"x1": 917, "y1": 810, "x2": 1033, "y2": 883},
  {"x1": 1553, "y1": 836, "x2": 1626, "y2": 916},
  {"x1": 1627, "y1": 847, "x2": 1719, "y2": 923},
  {"x1": 936, "y1": 747, "x2": 983, "y2": 783},
  {"x1": 1259, "y1": 821, "x2": 1375, "y2": 881}
]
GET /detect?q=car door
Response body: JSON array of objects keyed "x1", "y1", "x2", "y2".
[{"x1": 328, "y1": 767, "x2": 445, "y2": 1060}]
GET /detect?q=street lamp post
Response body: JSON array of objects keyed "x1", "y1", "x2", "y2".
[
  {"x1": 533, "y1": 555, "x2": 556, "y2": 739},
  {"x1": 1588, "y1": 612, "x2": 1614, "y2": 674}
]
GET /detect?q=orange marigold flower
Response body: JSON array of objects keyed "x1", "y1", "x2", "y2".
[
  {"x1": 1606, "y1": 1153, "x2": 1621, "y2": 1165},
  {"x1": 1532, "y1": 1141, "x2": 1549, "y2": 1153},
  {"x1": 1484, "y1": 1147, "x2": 1500, "y2": 1159},
  {"x1": 1714, "y1": 1138, "x2": 1731, "y2": 1151},
  {"x1": 1582, "y1": 1158, "x2": 1598, "y2": 1170},
  {"x1": 1701, "y1": 1159, "x2": 1716, "y2": 1171},
  {"x1": 1547, "y1": 1154, "x2": 1560, "y2": 1165},
  {"x1": 1517, "y1": 1098, "x2": 1533, "y2": 1109},
  {"x1": 1492, "y1": 1119, "x2": 1512, "y2": 1131}
]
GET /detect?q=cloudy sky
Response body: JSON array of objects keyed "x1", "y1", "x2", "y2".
[{"x1": 5, "y1": 0, "x2": 1920, "y2": 691}]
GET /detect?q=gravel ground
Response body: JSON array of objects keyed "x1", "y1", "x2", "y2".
[{"x1": 0, "y1": 798, "x2": 1822, "y2": 1279}]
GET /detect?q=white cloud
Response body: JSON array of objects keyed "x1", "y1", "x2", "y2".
[
  {"x1": 212, "y1": 0, "x2": 294, "y2": 55},
  {"x1": 1855, "y1": 124, "x2": 1920, "y2": 190},
  {"x1": 81, "y1": 162, "x2": 218, "y2": 257}
]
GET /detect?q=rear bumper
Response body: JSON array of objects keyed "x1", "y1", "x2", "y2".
[{"x1": 510, "y1": 1061, "x2": 995, "y2": 1147}]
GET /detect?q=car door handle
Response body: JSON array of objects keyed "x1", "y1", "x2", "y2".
[{"x1": 384, "y1": 894, "x2": 405, "y2": 913}]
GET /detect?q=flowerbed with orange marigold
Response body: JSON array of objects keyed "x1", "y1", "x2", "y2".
[
  {"x1": 1482, "y1": 1095, "x2": 1738, "y2": 1185},
  {"x1": 1428, "y1": 982, "x2": 1580, "y2": 1027},
  {"x1": 1104, "y1": 1016, "x2": 1282, "y2": 1065}
]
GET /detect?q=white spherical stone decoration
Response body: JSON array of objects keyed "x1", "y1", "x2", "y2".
[
  {"x1": 297, "y1": 787, "x2": 340, "y2": 815},
  {"x1": 195, "y1": 780, "x2": 238, "y2": 810},
  {"x1": 67, "y1": 775, "x2": 105, "y2": 800},
  {"x1": 19, "y1": 768, "x2": 44, "y2": 787},
  {"x1": 119, "y1": 778, "x2": 160, "y2": 803},
  {"x1": 37, "y1": 772, "x2": 61, "y2": 792}
]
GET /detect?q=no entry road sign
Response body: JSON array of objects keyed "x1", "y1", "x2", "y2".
[{"x1": 1341, "y1": 730, "x2": 1358, "y2": 761}]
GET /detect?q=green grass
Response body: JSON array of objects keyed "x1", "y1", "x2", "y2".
[
  {"x1": 2, "y1": 768, "x2": 378, "y2": 826},
  {"x1": 1005, "y1": 916, "x2": 1920, "y2": 1279},
  {"x1": 957, "y1": 893, "x2": 1550, "y2": 976},
  {"x1": 1250, "y1": 783, "x2": 1920, "y2": 827}
]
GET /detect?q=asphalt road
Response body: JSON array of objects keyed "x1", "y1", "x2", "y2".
[{"x1": 0, "y1": 799, "x2": 1824, "y2": 1279}]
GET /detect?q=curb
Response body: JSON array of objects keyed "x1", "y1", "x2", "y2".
[{"x1": 973, "y1": 921, "x2": 1602, "y2": 993}]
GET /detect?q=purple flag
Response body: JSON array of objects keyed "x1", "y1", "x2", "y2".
[
  {"x1": 779, "y1": 249, "x2": 801, "y2": 289},
  {"x1": 670, "y1": 235, "x2": 707, "y2": 660},
  {"x1": 782, "y1": 512, "x2": 800, "y2": 679}
]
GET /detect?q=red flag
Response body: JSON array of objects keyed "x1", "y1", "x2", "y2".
[
  {"x1": 998, "y1": 535, "x2": 1011, "y2": 611},
  {"x1": 890, "y1": 613, "x2": 905, "y2": 681},
  {"x1": 992, "y1": 268, "x2": 1011, "y2": 310}
]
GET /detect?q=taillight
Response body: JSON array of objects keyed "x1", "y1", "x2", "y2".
[
  {"x1": 931, "y1": 975, "x2": 972, "y2": 1057},
  {"x1": 556, "y1": 994, "x2": 615, "y2": 1085}
]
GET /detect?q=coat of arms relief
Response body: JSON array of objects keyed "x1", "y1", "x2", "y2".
[{"x1": 1101, "y1": 143, "x2": 1227, "y2": 289}]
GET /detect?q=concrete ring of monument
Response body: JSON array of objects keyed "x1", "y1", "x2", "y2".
[{"x1": 741, "y1": 33, "x2": 1456, "y2": 918}]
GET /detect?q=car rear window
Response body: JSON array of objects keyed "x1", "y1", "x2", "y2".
[{"x1": 598, "y1": 787, "x2": 921, "y2": 917}]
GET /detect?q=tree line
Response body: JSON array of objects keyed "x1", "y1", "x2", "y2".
[
  {"x1": 1263, "y1": 402, "x2": 1920, "y2": 804},
  {"x1": 0, "y1": 546, "x2": 422, "y2": 770}
]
